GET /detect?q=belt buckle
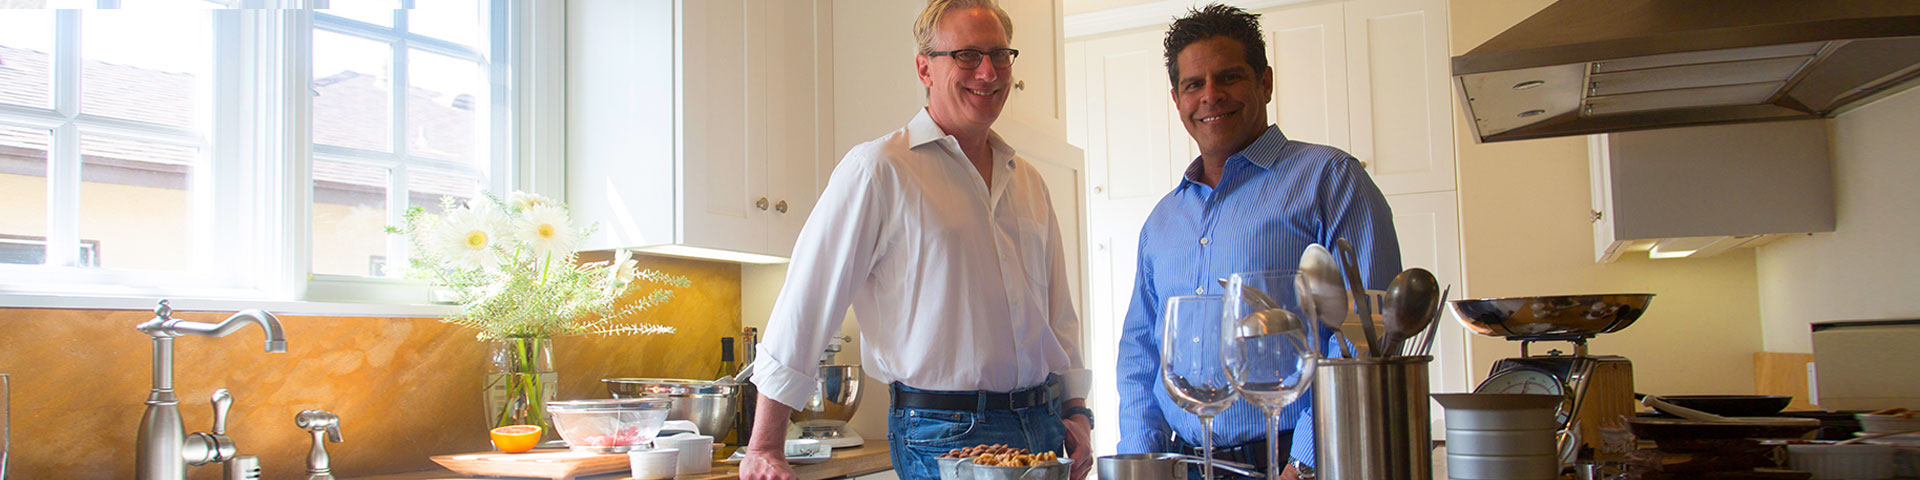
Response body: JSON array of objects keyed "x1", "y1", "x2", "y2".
[{"x1": 1004, "y1": 390, "x2": 1020, "y2": 408}]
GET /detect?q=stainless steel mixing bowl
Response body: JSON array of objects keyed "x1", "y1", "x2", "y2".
[
  {"x1": 1449, "y1": 294, "x2": 1654, "y2": 339},
  {"x1": 603, "y1": 378, "x2": 741, "y2": 439},
  {"x1": 791, "y1": 364, "x2": 862, "y2": 423}
]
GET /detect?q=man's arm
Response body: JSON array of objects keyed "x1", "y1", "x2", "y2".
[
  {"x1": 1320, "y1": 156, "x2": 1400, "y2": 289},
  {"x1": 738, "y1": 394, "x2": 799, "y2": 480},
  {"x1": 1115, "y1": 229, "x2": 1173, "y2": 454},
  {"x1": 1036, "y1": 186, "x2": 1095, "y2": 480}
]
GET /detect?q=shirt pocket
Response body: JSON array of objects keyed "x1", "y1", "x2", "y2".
[
  {"x1": 1014, "y1": 218, "x2": 1052, "y2": 293},
  {"x1": 903, "y1": 409, "x2": 981, "y2": 446}
]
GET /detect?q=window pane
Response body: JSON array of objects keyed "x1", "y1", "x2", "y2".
[
  {"x1": 78, "y1": 133, "x2": 197, "y2": 270},
  {"x1": 312, "y1": 159, "x2": 390, "y2": 277},
  {"x1": 0, "y1": 11, "x2": 55, "y2": 110},
  {"x1": 407, "y1": 167, "x2": 479, "y2": 215},
  {"x1": 319, "y1": 0, "x2": 398, "y2": 28},
  {"x1": 80, "y1": 10, "x2": 211, "y2": 131},
  {"x1": 407, "y1": 49, "x2": 482, "y2": 166},
  {"x1": 313, "y1": 29, "x2": 393, "y2": 153},
  {"x1": 0, "y1": 124, "x2": 50, "y2": 266},
  {"x1": 408, "y1": 0, "x2": 482, "y2": 47}
]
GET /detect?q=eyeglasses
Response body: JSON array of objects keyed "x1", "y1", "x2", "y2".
[{"x1": 926, "y1": 48, "x2": 1020, "y2": 69}]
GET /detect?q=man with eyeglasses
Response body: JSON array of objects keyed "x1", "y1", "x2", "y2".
[{"x1": 739, "y1": 1, "x2": 1093, "y2": 480}]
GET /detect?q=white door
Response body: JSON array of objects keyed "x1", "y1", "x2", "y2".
[
  {"x1": 763, "y1": 0, "x2": 834, "y2": 256},
  {"x1": 1386, "y1": 189, "x2": 1469, "y2": 434},
  {"x1": 1259, "y1": 1, "x2": 1350, "y2": 151},
  {"x1": 1001, "y1": 0, "x2": 1068, "y2": 139},
  {"x1": 1071, "y1": 27, "x2": 1193, "y2": 455},
  {"x1": 681, "y1": 0, "x2": 765, "y2": 253},
  {"x1": 1344, "y1": 0, "x2": 1455, "y2": 195}
]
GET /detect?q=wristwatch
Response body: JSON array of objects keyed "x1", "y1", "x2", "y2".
[
  {"x1": 1289, "y1": 460, "x2": 1316, "y2": 479},
  {"x1": 1061, "y1": 405, "x2": 1095, "y2": 429}
]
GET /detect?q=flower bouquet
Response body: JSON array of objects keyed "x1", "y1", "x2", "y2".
[{"x1": 389, "y1": 191, "x2": 690, "y2": 436}]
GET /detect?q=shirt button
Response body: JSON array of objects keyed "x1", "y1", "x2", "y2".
[
  {"x1": 1199, "y1": 237, "x2": 1210, "y2": 246},
  {"x1": 1195, "y1": 286, "x2": 1205, "y2": 294}
]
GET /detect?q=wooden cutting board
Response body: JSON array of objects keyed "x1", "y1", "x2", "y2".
[{"x1": 429, "y1": 449, "x2": 629, "y2": 480}]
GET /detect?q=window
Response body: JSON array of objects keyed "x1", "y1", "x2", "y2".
[{"x1": 0, "y1": 1, "x2": 556, "y2": 307}]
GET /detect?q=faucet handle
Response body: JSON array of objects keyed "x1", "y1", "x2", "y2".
[
  {"x1": 212, "y1": 389, "x2": 233, "y2": 435},
  {"x1": 297, "y1": 410, "x2": 342, "y2": 479}
]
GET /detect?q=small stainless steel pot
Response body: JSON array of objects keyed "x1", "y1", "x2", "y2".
[
  {"x1": 1097, "y1": 454, "x2": 1187, "y2": 480},
  {"x1": 604, "y1": 378, "x2": 741, "y2": 440}
]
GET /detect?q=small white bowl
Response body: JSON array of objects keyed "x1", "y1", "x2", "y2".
[
  {"x1": 1788, "y1": 443, "x2": 1894, "y2": 480},
  {"x1": 1858, "y1": 413, "x2": 1920, "y2": 433},
  {"x1": 628, "y1": 447, "x2": 680, "y2": 480},
  {"x1": 653, "y1": 434, "x2": 715, "y2": 475}
]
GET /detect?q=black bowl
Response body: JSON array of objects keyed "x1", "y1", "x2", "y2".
[{"x1": 1660, "y1": 395, "x2": 1794, "y2": 417}]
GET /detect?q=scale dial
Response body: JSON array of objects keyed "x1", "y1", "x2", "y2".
[{"x1": 1475, "y1": 366, "x2": 1573, "y2": 426}]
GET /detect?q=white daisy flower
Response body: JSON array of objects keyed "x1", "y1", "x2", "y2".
[
  {"x1": 508, "y1": 191, "x2": 556, "y2": 213},
  {"x1": 516, "y1": 204, "x2": 579, "y2": 261},
  {"x1": 436, "y1": 207, "x2": 501, "y2": 270},
  {"x1": 606, "y1": 248, "x2": 639, "y2": 285}
]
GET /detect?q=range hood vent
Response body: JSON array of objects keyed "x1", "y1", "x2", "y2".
[{"x1": 1454, "y1": 0, "x2": 1920, "y2": 143}]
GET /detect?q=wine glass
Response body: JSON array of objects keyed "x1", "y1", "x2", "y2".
[
  {"x1": 1161, "y1": 295, "x2": 1239, "y2": 480},
  {"x1": 1222, "y1": 271, "x2": 1322, "y2": 480}
]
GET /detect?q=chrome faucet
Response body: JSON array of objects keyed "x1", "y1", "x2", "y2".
[{"x1": 135, "y1": 300, "x2": 287, "y2": 480}]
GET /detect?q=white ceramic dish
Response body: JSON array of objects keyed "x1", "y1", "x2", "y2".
[
  {"x1": 628, "y1": 447, "x2": 679, "y2": 480},
  {"x1": 1855, "y1": 431, "x2": 1920, "y2": 447},
  {"x1": 724, "y1": 439, "x2": 832, "y2": 465},
  {"x1": 1788, "y1": 443, "x2": 1895, "y2": 480},
  {"x1": 1858, "y1": 413, "x2": 1920, "y2": 433}
]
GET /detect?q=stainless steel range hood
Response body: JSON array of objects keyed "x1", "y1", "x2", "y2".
[{"x1": 1454, "y1": 0, "x2": 1920, "y2": 143}]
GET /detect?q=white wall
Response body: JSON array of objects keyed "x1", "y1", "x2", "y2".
[
  {"x1": 1451, "y1": 0, "x2": 1766, "y2": 396},
  {"x1": 1756, "y1": 85, "x2": 1920, "y2": 353}
]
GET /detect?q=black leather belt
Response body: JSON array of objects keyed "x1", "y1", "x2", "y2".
[
  {"x1": 1176, "y1": 433, "x2": 1286, "y2": 468},
  {"x1": 890, "y1": 383, "x2": 1052, "y2": 411}
]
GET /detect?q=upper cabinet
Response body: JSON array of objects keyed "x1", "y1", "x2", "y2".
[
  {"x1": 1002, "y1": 0, "x2": 1069, "y2": 139},
  {"x1": 1260, "y1": 0, "x2": 1454, "y2": 196},
  {"x1": 1588, "y1": 119, "x2": 1836, "y2": 262},
  {"x1": 566, "y1": 0, "x2": 832, "y2": 260}
]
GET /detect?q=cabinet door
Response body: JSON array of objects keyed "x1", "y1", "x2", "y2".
[
  {"x1": 763, "y1": 0, "x2": 833, "y2": 256},
  {"x1": 1588, "y1": 134, "x2": 1622, "y2": 262},
  {"x1": 1002, "y1": 0, "x2": 1066, "y2": 139},
  {"x1": 1071, "y1": 27, "x2": 1192, "y2": 455},
  {"x1": 1345, "y1": 0, "x2": 1455, "y2": 195},
  {"x1": 680, "y1": 0, "x2": 766, "y2": 253},
  {"x1": 1384, "y1": 189, "x2": 1468, "y2": 434},
  {"x1": 1259, "y1": 1, "x2": 1351, "y2": 150}
]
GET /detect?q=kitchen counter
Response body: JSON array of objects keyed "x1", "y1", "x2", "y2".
[{"x1": 351, "y1": 444, "x2": 891, "y2": 480}]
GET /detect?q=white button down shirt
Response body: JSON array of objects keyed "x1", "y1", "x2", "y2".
[{"x1": 750, "y1": 109, "x2": 1090, "y2": 410}]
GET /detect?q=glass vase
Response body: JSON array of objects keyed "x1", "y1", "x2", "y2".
[{"x1": 485, "y1": 337, "x2": 557, "y2": 437}]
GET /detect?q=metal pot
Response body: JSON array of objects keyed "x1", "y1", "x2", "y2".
[
  {"x1": 959, "y1": 458, "x2": 1071, "y2": 480},
  {"x1": 603, "y1": 378, "x2": 741, "y2": 440},
  {"x1": 1097, "y1": 454, "x2": 1187, "y2": 480}
]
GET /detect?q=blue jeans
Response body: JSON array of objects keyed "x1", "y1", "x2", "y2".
[{"x1": 886, "y1": 383, "x2": 1067, "y2": 479}]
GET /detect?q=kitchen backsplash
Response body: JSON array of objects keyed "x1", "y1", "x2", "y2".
[{"x1": 0, "y1": 253, "x2": 741, "y2": 479}]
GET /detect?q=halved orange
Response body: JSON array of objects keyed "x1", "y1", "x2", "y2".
[{"x1": 490, "y1": 425, "x2": 543, "y2": 453}]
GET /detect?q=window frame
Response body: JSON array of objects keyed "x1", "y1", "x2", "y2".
[{"x1": 0, "y1": 0, "x2": 566, "y2": 314}]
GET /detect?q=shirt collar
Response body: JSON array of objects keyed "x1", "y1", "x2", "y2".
[
  {"x1": 1180, "y1": 125, "x2": 1290, "y2": 186},
  {"x1": 907, "y1": 107, "x2": 1018, "y2": 170}
]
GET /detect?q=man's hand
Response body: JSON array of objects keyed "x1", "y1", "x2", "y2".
[
  {"x1": 738, "y1": 447, "x2": 796, "y2": 480},
  {"x1": 1062, "y1": 415, "x2": 1093, "y2": 480}
]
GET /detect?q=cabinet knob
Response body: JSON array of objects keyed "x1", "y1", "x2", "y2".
[
  {"x1": 1590, "y1": 209, "x2": 1604, "y2": 222},
  {"x1": 1093, "y1": 186, "x2": 1103, "y2": 194},
  {"x1": 774, "y1": 200, "x2": 788, "y2": 214},
  {"x1": 756, "y1": 197, "x2": 770, "y2": 211},
  {"x1": 1015, "y1": 80, "x2": 1025, "y2": 91}
]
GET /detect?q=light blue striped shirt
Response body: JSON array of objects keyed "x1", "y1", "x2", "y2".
[{"x1": 1116, "y1": 125, "x2": 1400, "y2": 467}]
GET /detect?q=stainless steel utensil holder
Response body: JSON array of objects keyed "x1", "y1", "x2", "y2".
[{"x1": 1314, "y1": 356, "x2": 1432, "y2": 480}]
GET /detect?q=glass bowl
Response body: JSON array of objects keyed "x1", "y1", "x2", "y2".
[{"x1": 547, "y1": 398, "x2": 672, "y2": 453}]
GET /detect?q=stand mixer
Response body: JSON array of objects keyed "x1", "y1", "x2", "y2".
[
  {"x1": 792, "y1": 336, "x2": 864, "y2": 447},
  {"x1": 1450, "y1": 293, "x2": 1653, "y2": 463}
]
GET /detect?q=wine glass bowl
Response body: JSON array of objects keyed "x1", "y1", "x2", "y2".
[{"x1": 1222, "y1": 270, "x2": 1324, "y2": 479}]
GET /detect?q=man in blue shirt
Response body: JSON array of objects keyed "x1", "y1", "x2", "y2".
[{"x1": 1115, "y1": 4, "x2": 1400, "y2": 479}]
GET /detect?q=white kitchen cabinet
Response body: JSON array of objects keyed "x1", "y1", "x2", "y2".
[
  {"x1": 1261, "y1": 1, "x2": 1351, "y2": 150},
  {"x1": 566, "y1": 0, "x2": 832, "y2": 260},
  {"x1": 1001, "y1": 0, "x2": 1069, "y2": 141},
  {"x1": 1587, "y1": 119, "x2": 1835, "y2": 262}
]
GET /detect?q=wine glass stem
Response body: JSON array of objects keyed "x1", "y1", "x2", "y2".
[
  {"x1": 1267, "y1": 408, "x2": 1283, "y2": 480},
  {"x1": 1200, "y1": 416, "x2": 1215, "y2": 480}
]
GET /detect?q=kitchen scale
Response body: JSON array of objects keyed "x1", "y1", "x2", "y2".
[{"x1": 1452, "y1": 293, "x2": 1653, "y2": 462}]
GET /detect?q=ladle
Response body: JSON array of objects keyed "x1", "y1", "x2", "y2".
[{"x1": 1380, "y1": 268, "x2": 1440, "y2": 356}]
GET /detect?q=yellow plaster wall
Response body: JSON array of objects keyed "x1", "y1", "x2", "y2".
[
  {"x1": 1449, "y1": 0, "x2": 1766, "y2": 396},
  {"x1": 0, "y1": 253, "x2": 742, "y2": 479}
]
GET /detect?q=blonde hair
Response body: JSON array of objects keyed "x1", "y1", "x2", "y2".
[{"x1": 913, "y1": 0, "x2": 1014, "y2": 55}]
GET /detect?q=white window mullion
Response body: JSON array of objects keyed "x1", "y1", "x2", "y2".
[
  {"x1": 288, "y1": 7, "x2": 317, "y2": 299},
  {"x1": 388, "y1": 11, "x2": 413, "y2": 271},
  {"x1": 207, "y1": 9, "x2": 250, "y2": 286},
  {"x1": 489, "y1": 0, "x2": 512, "y2": 196},
  {"x1": 44, "y1": 11, "x2": 82, "y2": 268}
]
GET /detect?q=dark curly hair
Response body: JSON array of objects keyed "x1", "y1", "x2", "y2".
[{"x1": 1163, "y1": 4, "x2": 1267, "y2": 88}]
